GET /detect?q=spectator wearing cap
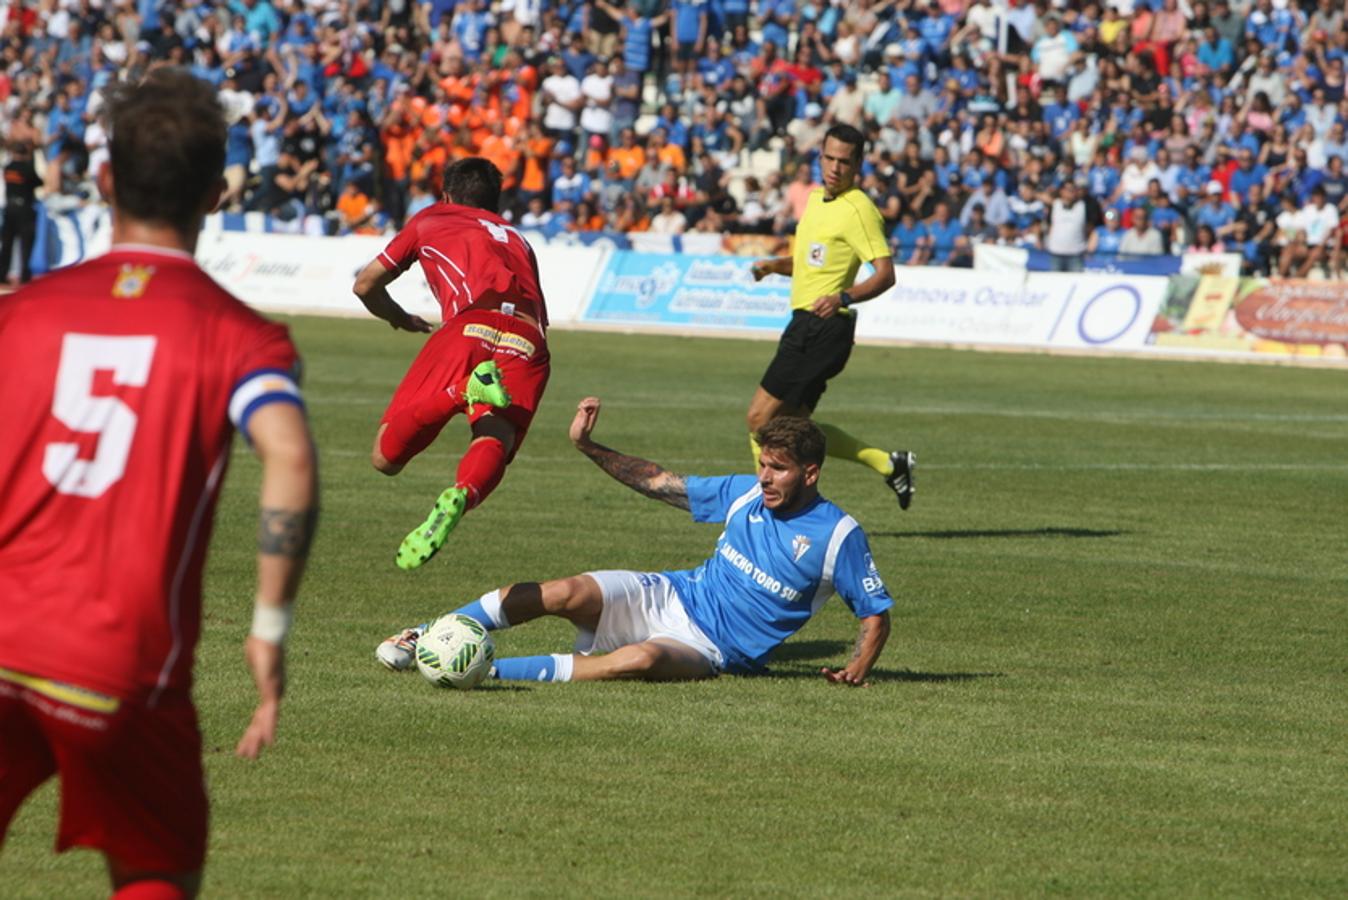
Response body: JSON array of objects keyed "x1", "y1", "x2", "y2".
[
  {"x1": 786, "y1": 102, "x2": 827, "y2": 156},
  {"x1": 1088, "y1": 207, "x2": 1126, "y2": 255},
  {"x1": 1195, "y1": 180, "x2": 1236, "y2": 233}
]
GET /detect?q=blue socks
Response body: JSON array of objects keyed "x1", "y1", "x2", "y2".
[
  {"x1": 492, "y1": 654, "x2": 574, "y2": 683},
  {"x1": 452, "y1": 589, "x2": 508, "y2": 631}
]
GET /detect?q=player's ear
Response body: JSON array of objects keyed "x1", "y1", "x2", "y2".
[
  {"x1": 95, "y1": 160, "x2": 114, "y2": 204},
  {"x1": 204, "y1": 176, "x2": 227, "y2": 215},
  {"x1": 803, "y1": 462, "x2": 820, "y2": 488}
]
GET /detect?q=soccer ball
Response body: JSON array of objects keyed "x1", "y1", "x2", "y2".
[{"x1": 416, "y1": 614, "x2": 495, "y2": 690}]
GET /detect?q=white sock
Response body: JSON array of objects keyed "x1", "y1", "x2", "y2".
[
  {"x1": 550, "y1": 654, "x2": 574, "y2": 682},
  {"x1": 479, "y1": 589, "x2": 510, "y2": 628}
]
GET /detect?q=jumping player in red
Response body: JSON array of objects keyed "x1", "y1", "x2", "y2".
[
  {"x1": 0, "y1": 71, "x2": 319, "y2": 898},
  {"x1": 352, "y1": 156, "x2": 550, "y2": 571}
]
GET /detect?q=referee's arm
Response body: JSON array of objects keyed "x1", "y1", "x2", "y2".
[
  {"x1": 750, "y1": 256, "x2": 793, "y2": 279},
  {"x1": 810, "y1": 256, "x2": 895, "y2": 319}
]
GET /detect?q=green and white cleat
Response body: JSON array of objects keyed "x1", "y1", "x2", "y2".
[
  {"x1": 464, "y1": 360, "x2": 511, "y2": 413},
  {"x1": 397, "y1": 486, "x2": 468, "y2": 570}
]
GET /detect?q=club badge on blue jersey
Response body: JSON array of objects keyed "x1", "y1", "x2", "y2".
[{"x1": 792, "y1": 534, "x2": 811, "y2": 562}]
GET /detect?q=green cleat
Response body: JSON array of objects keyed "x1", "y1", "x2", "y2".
[
  {"x1": 464, "y1": 360, "x2": 511, "y2": 413},
  {"x1": 397, "y1": 486, "x2": 468, "y2": 570}
]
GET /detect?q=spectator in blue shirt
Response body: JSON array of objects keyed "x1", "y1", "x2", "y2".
[
  {"x1": 925, "y1": 201, "x2": 965, "y2": 264},
  {"x1": 1087, "y1": 208, "x2": 1126, "y2": 254},
  {"x1": 890, "y1": 211, "x2": 930, "y2": 266},
  {"x1": 1194, "y1": 181, "x2": 1237, "y2": 231},
  {"x1": 1197, "y1": 27, "x2": 1234, "y2": 76},
  {"x1": 1228, "y1": 148, "x2": 1269, "y2": 201}
]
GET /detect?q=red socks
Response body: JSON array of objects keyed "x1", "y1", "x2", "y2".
[{"x1": 455, "y1": 437, "x2": 508, "y2": 510}]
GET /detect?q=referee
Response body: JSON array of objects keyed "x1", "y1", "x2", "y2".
[{"x1": 748, "y1": 124, "x2": 915, "y2": 509}]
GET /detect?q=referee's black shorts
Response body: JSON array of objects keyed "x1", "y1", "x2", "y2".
[{"x1": 759, "y1": 309, "x2": 856, "y2": 411}]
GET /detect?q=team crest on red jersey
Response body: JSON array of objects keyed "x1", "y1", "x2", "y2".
[{"x1": 112, "y1": 264, "x2": 156, "y2": 298}]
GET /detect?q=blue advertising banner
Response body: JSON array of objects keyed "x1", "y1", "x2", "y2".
[
  {"x1": 1023, "y1": 248, "x2": 1183, "y2": 276},
  {"x1": 583, "y1": 252, "x2": 792, "y2": 332}
]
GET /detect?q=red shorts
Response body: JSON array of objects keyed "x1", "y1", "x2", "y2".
[
  {"x1": 381, "y1": 309, "x2": 551, "y2": 462},
  {"x1": 0, "y1": 673, "x2": 207, "y2": 873}
]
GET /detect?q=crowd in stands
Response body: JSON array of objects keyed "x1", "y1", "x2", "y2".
[{"x1": 3, "y1": 0, "x2": 1348, "y2": 280}]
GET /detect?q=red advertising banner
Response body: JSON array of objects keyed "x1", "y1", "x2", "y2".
[{"x1": 1151, "y1": 277, "x2": 1348, "y2": 360}]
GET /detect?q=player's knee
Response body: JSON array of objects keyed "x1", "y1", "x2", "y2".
[
  {"x1": 370, "y1": 448, "x2": 402, "y2": 476},
  {"x1": 540, "y1": 577, "x2": 589, "y2": 614},
  {"x1": 612, "y1": 643, "x2": 664, "y2": 677}
]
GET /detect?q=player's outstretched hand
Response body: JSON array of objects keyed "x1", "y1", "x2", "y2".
[
  {"x1": 820, "y1": 665, "x2": 872, "y2": 688},
  {"x1": 569, "y1": 396, "x2": 601, "y2": 447},
  {"x1": 236, "y1": 699, "x2": 280, "y2": 759}
]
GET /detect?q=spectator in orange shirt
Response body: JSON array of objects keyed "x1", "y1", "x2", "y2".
[
  {"x1": 647, "y1": 126, "x2": 686, "y2": 172},
  {"x1": 479, "y1": 120, "x2": 520, "y2": 190},
  {"x1": 608, "y1": 127, "x2": 646, "y2": 182},
  {"x1": 336, "y1": 180, "x2": 382, "y2": 234},
  {"x1": 518, "y1": 121, "x2": 554, "y2": 206},
  {"x1": 380, "y1": 92, "x2": 421, "y2": 225}
]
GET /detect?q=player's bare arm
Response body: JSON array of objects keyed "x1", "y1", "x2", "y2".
[
  {"x1": 810, "y1": 256, "x2": 896, "y2": 319},
  {"x1": 352, "y1": 258, "x2": 434, "y2": 333},
  {"x1": 569, "y1": 396, "x2": 690, "y2": 510},
  {"x1": 750, "y1": 256, "x2": 793, "y2": 281},
  {"x1": 821, "y1": 611, "x2": 890, "y2": 687},
  {"x1": 239, "y1": 402, "x2": 319, "y2": 760}
]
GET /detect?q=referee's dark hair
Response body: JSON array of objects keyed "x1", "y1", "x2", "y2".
[
  {"x1": 756, "y1": 417, "x2": 826, "y2": 468},
  {"x1": 824, "y1": 123, "x2": 866, "y2": 166},
  {"x1": 442, "y1": 157, "x2": 504, "y2": 213}
]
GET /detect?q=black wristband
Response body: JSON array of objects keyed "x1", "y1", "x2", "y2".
[{"x1": 838, "y1": 290, "x2": 853, "y2": 308}]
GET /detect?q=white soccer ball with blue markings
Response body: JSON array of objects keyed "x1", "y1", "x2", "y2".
[{"x1": 416, "y1": 614, "x2": 495, "y2": 690}]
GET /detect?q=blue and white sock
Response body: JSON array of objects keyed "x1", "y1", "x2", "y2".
[
  {"x1": 492, "y1": 654, "x2": 574, "y2": 683},
  {"x1": 452, "y1": 589, "x2": 509, "y2": 631}
]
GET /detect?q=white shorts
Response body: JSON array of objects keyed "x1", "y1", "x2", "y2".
[{"x1": 577, "y1": 571, "x2": 725, "y2": 671}]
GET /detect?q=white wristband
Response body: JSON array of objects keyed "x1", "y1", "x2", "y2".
[{"x1": 250, "y1": 603, "x2": 293, "y2": 645}]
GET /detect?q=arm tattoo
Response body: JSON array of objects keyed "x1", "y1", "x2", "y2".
[
  {"x1": 580, "y1": 442, "x2": 690, "y2": 510},
  {"x1": 851, "y1": 621, "x2": 869, "y2": 662},
  {"x1": 258, "y1": 508, "x2": 318, "y2": 558}
]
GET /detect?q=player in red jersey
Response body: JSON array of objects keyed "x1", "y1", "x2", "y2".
[
  {"x1": 0, "y1": 71, "x2": 319, "y2": 899},
  {"x1": 352, "y1": 156, "x2": 550, "y2": 571}
]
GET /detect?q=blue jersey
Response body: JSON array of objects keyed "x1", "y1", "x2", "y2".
[{"x1": 665, "y1": 476, "x2": 893, "y2": 673}]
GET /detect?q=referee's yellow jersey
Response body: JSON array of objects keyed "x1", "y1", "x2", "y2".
[{"x1": 790, "y1": 186, "x2": 891, "y2": 312}]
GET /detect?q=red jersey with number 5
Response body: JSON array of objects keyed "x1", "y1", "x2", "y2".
[
  {"x1": 376, "y1": 202, "x2": 549, "y2": 329},
  {"x1": 0, "y1": 246, "x2": 303, "y2": 703}
]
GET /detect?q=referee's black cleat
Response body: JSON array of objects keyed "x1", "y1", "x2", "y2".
[{"x1": 885, "y1": 451, "x2": 916, "y2": 510}]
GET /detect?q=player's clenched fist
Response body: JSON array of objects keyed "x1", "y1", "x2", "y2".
[{"x1": 569, "y1": 396, "x2": 602, "y2": 447}]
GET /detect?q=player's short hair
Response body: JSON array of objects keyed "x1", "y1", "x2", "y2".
[
  {"x1": 442, "y1": 157, "x2": 503, "y2": 212},
  {"x1": 755, "y1": 417, "x2": 826, "y2": 468},
  {"x1": 824, "y1": 124, "x2": 865, "y2": 166},
  {"x1": 108, "y1": 69, "x2": 226, "y2": 232}
]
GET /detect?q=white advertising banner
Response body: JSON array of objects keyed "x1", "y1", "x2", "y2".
[
  {"x1": 193, "y1": 231, "x2": 606, "y2": 325},
  {"x1": 856, "y1": 269, "x2": 1166, "y2": 351}
]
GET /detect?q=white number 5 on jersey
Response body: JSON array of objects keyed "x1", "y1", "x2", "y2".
[{"x1": 43, "y1": 334, "x2": 157, "y2": 498}]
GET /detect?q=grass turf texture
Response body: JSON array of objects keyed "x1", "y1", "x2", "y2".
[{"x1": 4, "y1": 320, "x2": 1347, "y2": 898}]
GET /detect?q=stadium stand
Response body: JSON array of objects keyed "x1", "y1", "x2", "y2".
[{"x1": 1, "y1": 0, "x2": 1345, "y2": 283}]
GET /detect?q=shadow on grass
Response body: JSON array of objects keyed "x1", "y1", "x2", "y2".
[
  {"x1": 871, "y1": 527, "x2": 1126, "y2": 540},
  {"x1": 772, "y1": 639, "x2": 850, "y2": 662},
  {"x1": 750, "y1": 667, "x2": 1003, "y2": 683}
]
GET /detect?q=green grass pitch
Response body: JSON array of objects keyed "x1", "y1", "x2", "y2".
[{"x1": 4, "y1": 319, "x2": 1347, "y2": 897}]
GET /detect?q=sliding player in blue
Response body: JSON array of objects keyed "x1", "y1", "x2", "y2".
[{"x1": 376, "y1": 396, "x2": 893, "y2": 685}]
